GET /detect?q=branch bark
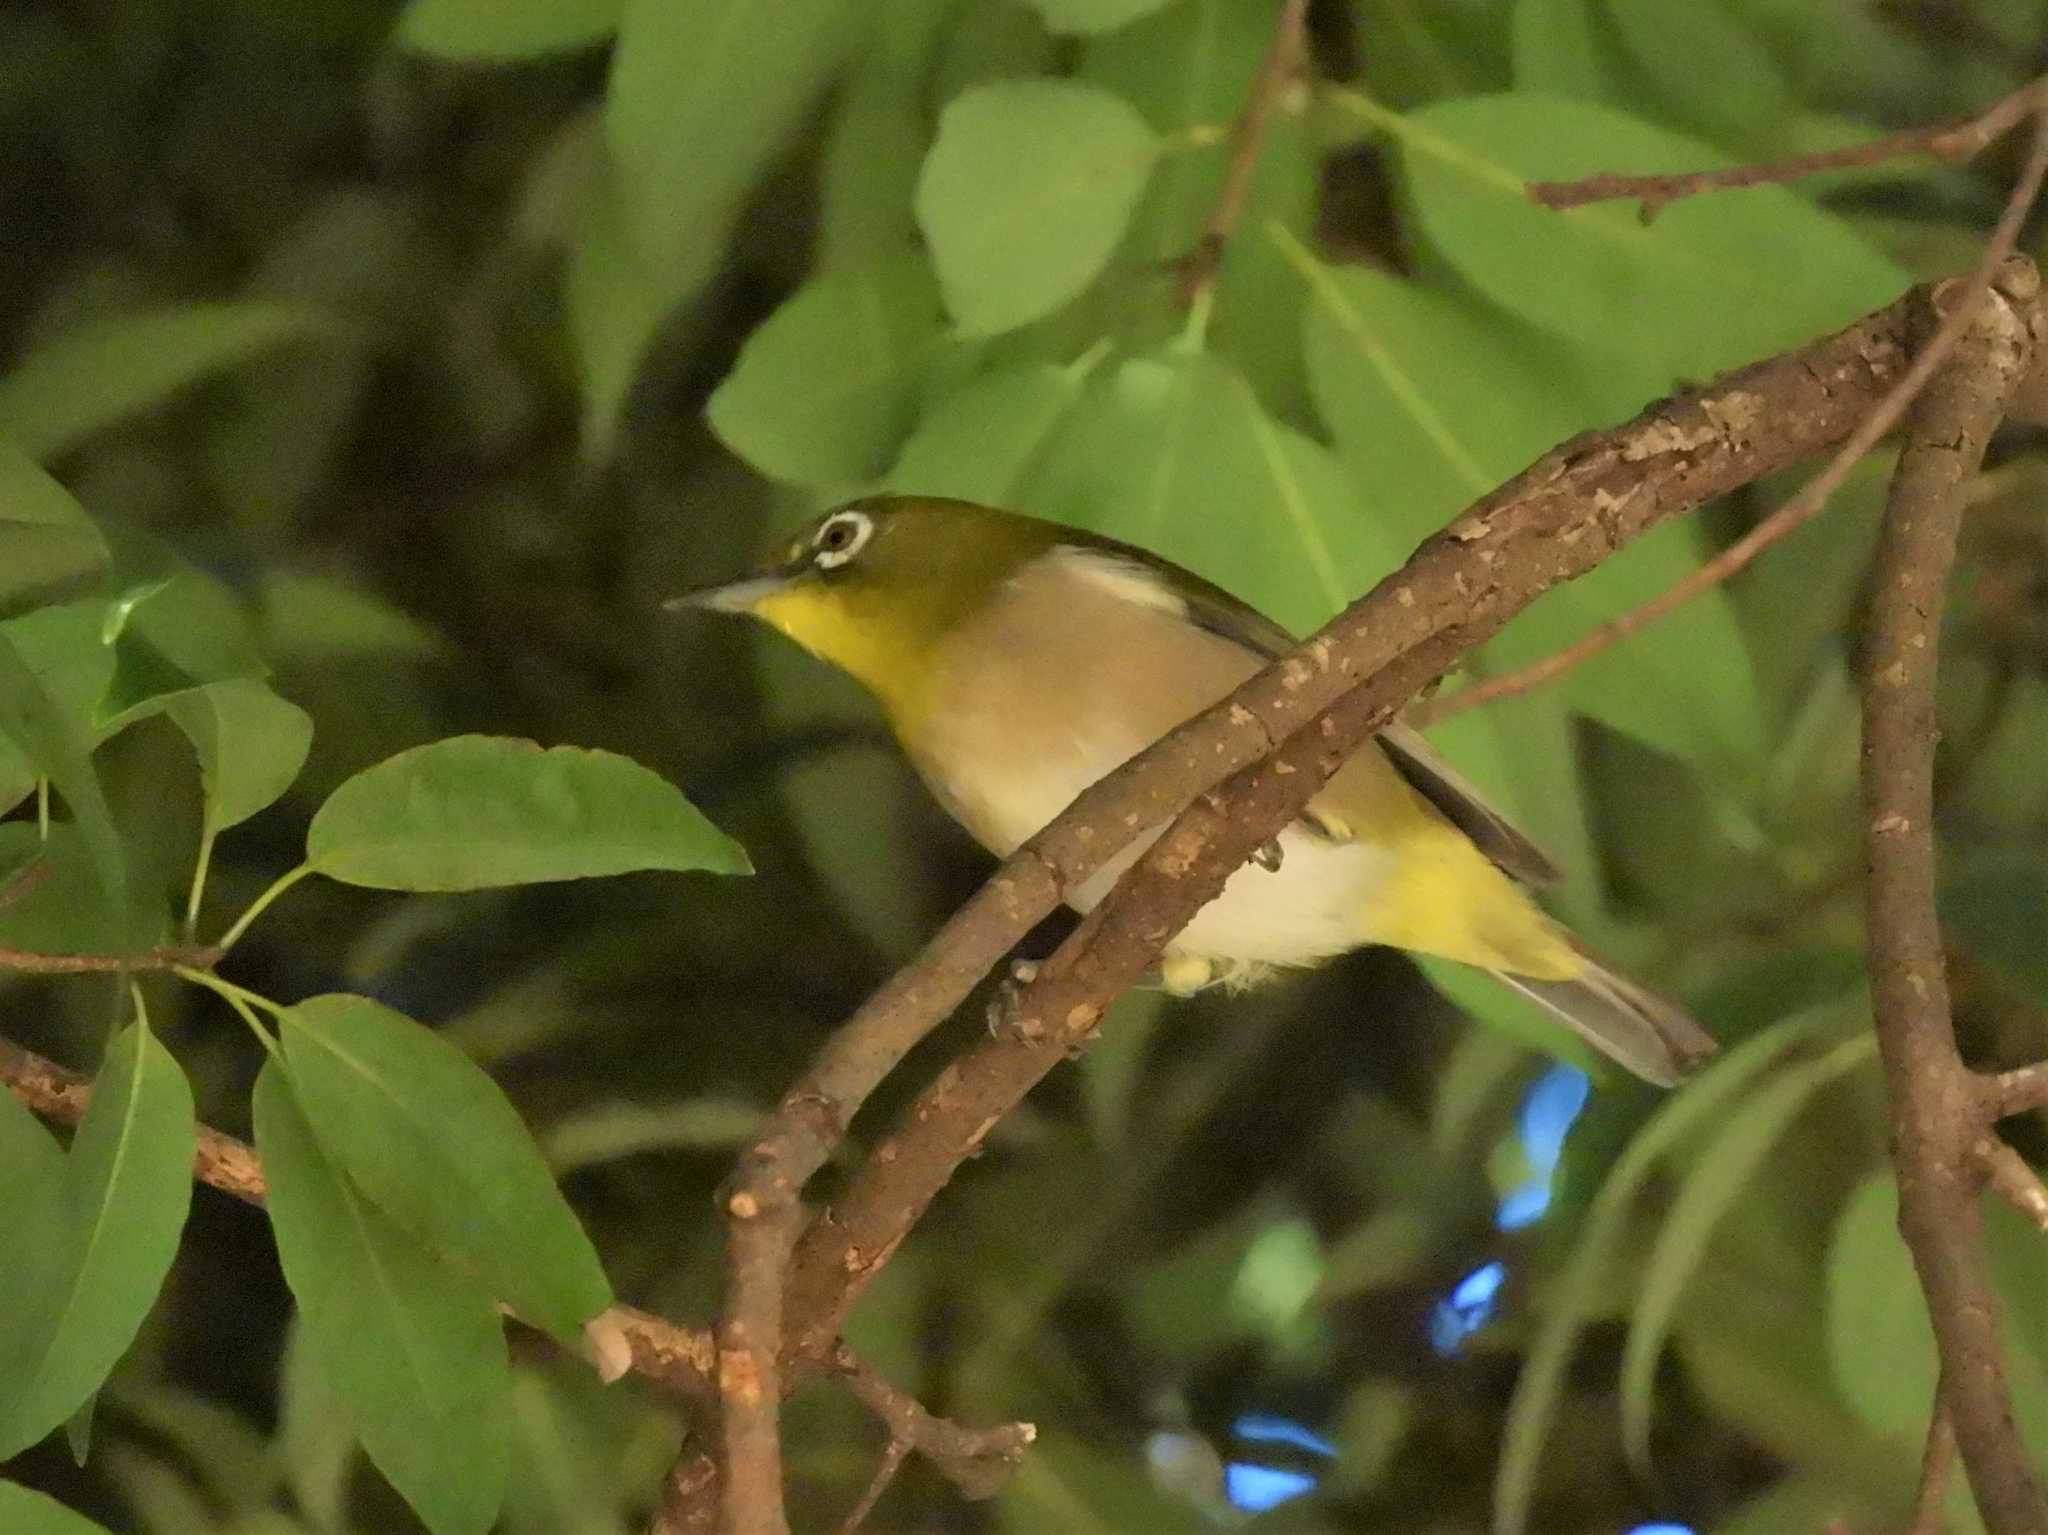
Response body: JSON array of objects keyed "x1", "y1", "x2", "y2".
[
  {"x1": 775, "y1": 281, "x2": 1945, "y2": 1363},
  {"x1": 1860, "y1": 258, "x2": 2048, "y2": 1534},
  {"x1": 0, "y1": 1027, "x2": 1023, "y2": 1506}
]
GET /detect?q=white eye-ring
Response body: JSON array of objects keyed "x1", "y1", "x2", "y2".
[{"x1": 812, "y1": 509, "x2": 874, "y2": 569}]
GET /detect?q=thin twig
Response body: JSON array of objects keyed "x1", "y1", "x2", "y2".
[
  {"x1": 833, "y1": 1438, "x2": 907, "y2": 1535},
  {"x1": 777, "y1": 280, "x2": 1947, "y2": 1363},
  {"x1": 1176, "y1": 0, "x2": 1310, "y2": 307},
  {"x1": 1529, "y1": 76, "x2": 2048, "y2": 219},
  {"x1": 0, "y1": 1028, "x2": 1018, "y2": 1516},
  {"x1": 0, "y1": 941, "x2": 225, "y2": 974},
  {"x1": 828, "y1": 1343, "x2": 1034, "y2": 1500},
  {"x1": 0, "y1": 857, "x2": 51, "y2": 910},
  {"x1": 1991, "y1": 1061, "x2": 2048, "y2": 1117},
  {"x1": 1910, "y1": 1391, "x2": 1958, "y2": 1535},
  {"x1": 1419, "y1": 88, "x2": 2048, "y2": 729},
  {"x1": 1974, "y1": 1136, "x2": 2048, "y2": 1231},
  {"x1": 1860, "y1": 251, "x2": 2048, "y2": 1532}
]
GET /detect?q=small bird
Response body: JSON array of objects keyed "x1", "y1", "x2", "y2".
[{"x1": 670, "y1": 497, "x2": 1715, "y2": 1086}]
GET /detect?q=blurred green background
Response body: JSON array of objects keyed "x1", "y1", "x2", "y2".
[{"x1": 3, "y1": 0, "x2": 2048, "y2": 1531}]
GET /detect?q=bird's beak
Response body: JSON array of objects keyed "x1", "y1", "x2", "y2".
[{"x1": 662, "y1": 573, "x2": 791, "y2": 615}]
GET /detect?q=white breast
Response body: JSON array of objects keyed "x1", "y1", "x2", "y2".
[{"x1": 902, "y1": 546, "x2": 1390, "y2": 976}]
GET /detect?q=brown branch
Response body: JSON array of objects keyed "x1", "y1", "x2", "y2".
[
  {"x1": 0, "y1": 857, "x2": 51, "y2": 910},
  {"x1": 1176, "y1": 0, "x2": 1310, "y2": 307},
  {"x1": 1992, "y1": 1061, "x2": 2048, "y2": 1117},
  {"x1": 829, "y1": 1343, "x2": 1035, "y2": 1501},
  {"x1": 0, "y1": 1027, "x2": 1021, "y2": 1527},
  {"x1": 831, "y1": 1437, "x2": 906, "y2": 1535},
  {"x1": 0, "y1": 941, "x2": 225, "y2": 974},
  {"x1": 0, "y1": 1033, "x2": 264, "y2": 1202},
  {"x1": 654, "y1": 1448, "x2": 723, "y2": 1535},
  {"x1": 4, "y1": 1031, "x2": 718, "y2": 1394},
  {"x1": 1529, "y1": 76, "x2": 2048, "y2": 219},
  {"x1": 1860, "y1": 256, "x2": 2048, "y2": 1533},
  {"x1": 1418, "y1": 80, "x2": 2048, "y2": 728},
  {"x1": 1974, "y1": 1136, "x2": 2048, "y2": 1231},
  {"x1": 1909, "y1": 1390, "x2": 1958, "y2": 1535},
  {"x1": 775, "y1": 281, "x2": 1960, "y2": 1365}
]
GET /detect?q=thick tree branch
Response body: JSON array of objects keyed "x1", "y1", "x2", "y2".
[
  {"x1": 774, "y1": 281, "x2": 1968, "y2": 1364},
  {"x1": 1860, "y1": 260, "x2": 2048, "y2": 1534}
]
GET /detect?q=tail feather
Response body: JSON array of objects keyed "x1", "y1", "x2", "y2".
[{"x1": 1491, "y1": 953, "x2": 1716, "y2": 1088}]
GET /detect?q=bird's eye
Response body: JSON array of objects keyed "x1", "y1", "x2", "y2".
[{"x1": 812, "y1": 510, "x2": 872, "y2": 568}]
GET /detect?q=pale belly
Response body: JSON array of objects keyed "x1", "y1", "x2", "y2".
[{"x1": 908, "y1": 716, "x2": 1390, "y2": 974}]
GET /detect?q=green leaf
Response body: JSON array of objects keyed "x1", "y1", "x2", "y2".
[
  {"x1": 257, "y1": 571, "x2": 446, "y2": 663},
  {"x1": 0, "y1": 1021, "x2": 195, "y2": 1460},
  {"x1": 0, "y1": 446, "x2": 109, "y2": 620},
  {"x1": 1018, "y1": 0, "x2": 1174, "y2": 35},
  {"x1": 887, "y1": 358, "x2": 1095, "y2": 503},
  {"x1": 707, "y1": 256, "x2": 942, "y2": 486},
  {"x1": 0, "y1": 627, "x2": 127, "y2": 931},
  {"x1": 97, "y1": 558, "x2": 269, "y2": 730},
  {"x1": 168, "y1": 679, "x2": 314, "y2": 834},
  {"x1": 1941, "y1": 847, "x2": 2048, "y2": 1006},
  {"x1": 254, "y1": 1062, "x2": 510, "y2": 1535},
  {"x1": 819, "y1": 52, "x2": 932, "y2": 274},
  {"x1": 1602, "y1": 0, "x2": 1798, "y2": 151},
  {"x1": 0, "y1": 599, "x2": 116, "y2": 816},
  {"x1": 1823, "y1": 1173, "x2": 1935, "y2": 1443},
  {"x1": 1492, "y1": 1000, "x2": 1847, "y2": 1535},
  {"x1": 1825, "y1": 1172, "x2": 2048, "y2": 1460},
  {"x1": 1080, "y1": 0, "x2": 1319, "y2": 410},
  {"x1": 396, "y1": 0, "x2": 622, "y2": 58},
  {"x1": 999, "y1": 1430, "x2": 1209, "y2": 1534},
  {"x1": 1389, "y1": 95, "x2": 1906, "y2": 384},
  {"x1": 306, "y1": 734, "x2": 750, "y2": 890},
  {"x1": 541, "y1": 1098, "x2": 764, "y2": 1173},
  {"x1": 563, "y1": 159, "x2": 709, "y2": 462},
  {"x1": 0, "y1": 1091, "x2": 71, "y2": 1429},
  {"x1": 0, "y1": 304, "x2": 327, "y2": 465},
  {"x1": 0, "y1": 1482, "x2": 119, "y2": 1535},
  {"x1": 606, "y1": 0, "x2": 854, "y2": 275},
  {"x1": 1024, "y1": 348, "x2": 1402, "y2": 636},
  {"x1": 930, "y1": 0, "x2": 1055, "y2": 107},
  {"x1": 917, "y1": 80, "x2": 1159, "y2": 336},
  {"x1": 1707, "y1": 1473, "x2": 1884, "y2": 1535},
  {"x1": 1077, "y1": 989, "x2": 1167, "y2": 1149},
  {"x1": 278, "y1": 992, "x2": 611, "y2": 1343},
  {"x1": 1293, "y1": 252, "x2": 1763, "y2": 770},
  {"x1": 1617, "y1": 1031, "x2": 1877, "y2": 1478},
  {"x1": 1417, "y1": 956, "x2": 1599, "y2": 1075},
  {"x1": 1510, "y1": 0, "x2": 1623, "y2": 97},
  {"x1": 0, "y1": 824, "x2": 164, "y2": 957},
  {"x1": 277, "y1": 1317, "x2": 359, "y2": 1535}
]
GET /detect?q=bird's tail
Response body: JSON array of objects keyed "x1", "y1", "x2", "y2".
[{"x1": 1489, "y1": 944, "x2": 1716, "y2": 1088}]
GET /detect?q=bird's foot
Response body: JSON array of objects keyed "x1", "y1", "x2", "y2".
[{"x1": 985, "y1": 958, "x2": 1045, "y2": 1039}]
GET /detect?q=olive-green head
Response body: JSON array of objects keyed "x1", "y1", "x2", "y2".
[{"x1": 666, "y1": 496, "x2": 1060, "y2": 721}]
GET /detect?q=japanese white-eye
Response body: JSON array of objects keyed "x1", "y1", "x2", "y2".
[{"x1": 670, "y1": 497, "x2": 1715, "y2": 1086}]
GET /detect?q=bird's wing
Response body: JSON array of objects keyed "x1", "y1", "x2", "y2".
[{"x1": 1051, "y1": 536, "x2": 1562, "y2": 888}]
